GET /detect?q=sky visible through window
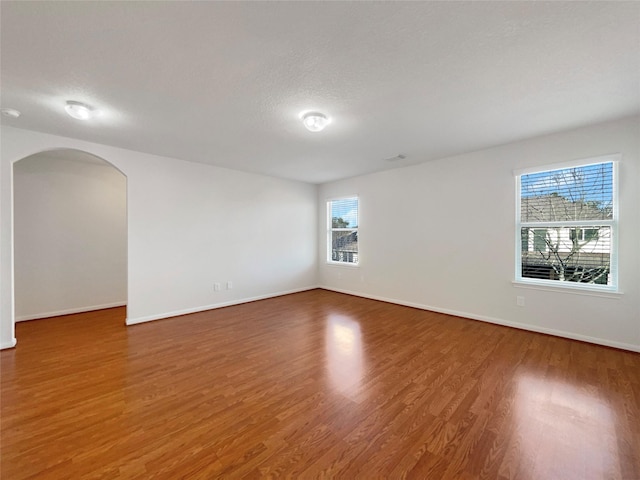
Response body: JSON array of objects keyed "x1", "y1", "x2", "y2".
[
  {"x1": 518, "y1": 160, "x2": 615, "y2": 287},
  {"x1": 521, "y1": 163, "x2": 613, "y2": 206},
  {"x1": 331, "y1": 198, "x2": 358, "y2": 228}
]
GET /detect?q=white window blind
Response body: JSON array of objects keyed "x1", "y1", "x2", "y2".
[
  {"x1": 516, "y1": 157, "x2": 617, "y2": 290},
  {"x1": 327, "y1": 197, "x2": 358, "y2": 265}
]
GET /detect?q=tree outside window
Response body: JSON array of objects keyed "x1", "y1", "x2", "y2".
[
  {"x1": 328, "y1": 197, "x2": 358, "y2": 265},
  {"x1": 517, "y1": 159, "x2": 617, "y2": 288}
]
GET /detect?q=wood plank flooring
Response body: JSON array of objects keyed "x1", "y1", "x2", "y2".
[{"x1": 1, "y1": 289, "x2": 639, "y2": 479}]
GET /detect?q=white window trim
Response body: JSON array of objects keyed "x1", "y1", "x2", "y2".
[
  {"x1": 327, "y1": 195, "x2": 359, "y2": 267},
  {"x1": 513, "y1": 153, "x2": 620, "y2": 176},
  {"x1": 511, "y1": 280, "x2": 623, "y2": 298},
  {"x1": 514, "y1": 153, "x2": 619, "y2": 292}
]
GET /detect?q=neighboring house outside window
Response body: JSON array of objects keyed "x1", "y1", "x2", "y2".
[
  {"x1": 516, "y1": 156, "x2": 618, "y2": 290},
  {"x1": 327, "y1": 197, "x2": 358, "y2": 265}
]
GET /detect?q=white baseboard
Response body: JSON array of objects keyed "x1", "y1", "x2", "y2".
[
  {"x1": 1, "y1": 337, "x2": 17, "y2": 350},
  {"x1": 318, "y1": 285, "x2": 640, "y2": 353},
  {"x1": 16, "y1": 302, "x2": 127, "y2": 322},
  {"x1": 125, "y1": 286, "x2": 318, "y2": 326}
]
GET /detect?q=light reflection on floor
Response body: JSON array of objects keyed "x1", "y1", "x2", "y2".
[
  {"x1": 512, "y1": 373, "x2": 618, "y2": 479},
  {"x1": 325, "y1": 314, "x2": 364, "y2": 399}
]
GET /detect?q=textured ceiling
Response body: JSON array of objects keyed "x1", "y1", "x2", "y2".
[{"x1": 1, "y1": 2, "x2": 639, "y2": 184}]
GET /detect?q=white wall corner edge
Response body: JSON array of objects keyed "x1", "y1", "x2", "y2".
[
  {"x1": 1, "y1": 338, "x2": 17, "y2": 350},
  {"x1": 125, "y1": 286, "x2": 319, "y2": 326},
  {"x1": 318, "y1": 286, "x2": 640, "y2": 353},
  {"x1": 16, "y1": 302, "x2": 127, "y2": 322}
]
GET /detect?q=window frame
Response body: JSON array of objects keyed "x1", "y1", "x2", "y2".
[
  {"x1": 326, "y1": 195, "x2": 359, "y2": 267},
  {"x1": 514, "y1": 154, "x2": 619, "y2": 292}
]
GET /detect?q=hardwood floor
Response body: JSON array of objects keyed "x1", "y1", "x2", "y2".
[{"x1": 1, "y1": 289, "x2": 639, "y2": 479}]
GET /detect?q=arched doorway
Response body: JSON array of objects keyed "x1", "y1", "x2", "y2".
[{"x1": 12, "y1": 149, "x2": 127, "y2": 335}]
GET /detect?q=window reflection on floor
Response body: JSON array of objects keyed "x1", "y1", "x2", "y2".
[
  {"x1": 325, "y1": 315, "x2": 364, "y2": 398},
  {"x1": 512, "y1": 373, "x2": 618, "y2": 479}
]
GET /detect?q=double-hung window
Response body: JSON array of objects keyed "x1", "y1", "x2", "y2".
[
  {"x1": 327, "y1": 196, "x2": 358, "y2": 265},
  {"x1": 516, "y1": 155, "x2": 618, "y2": 291}
]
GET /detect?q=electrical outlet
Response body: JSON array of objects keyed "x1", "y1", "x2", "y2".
[
  {"x1": 214, "y1": 282, "x2": 221, "y2": 292},
  {"x1": 516, "y1": 296, "x2": 525, "y2": 307},
  {"x1": 227, "y1": 281, "x2": 233, "y2": 290}
]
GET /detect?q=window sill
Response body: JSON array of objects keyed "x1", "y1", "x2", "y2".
[
  {"x1": 512, "y1": 280, "x2": 622, "y2": 299},
  {"x1": 326, "y1": 261, "x2": 359, "y2": 268}
]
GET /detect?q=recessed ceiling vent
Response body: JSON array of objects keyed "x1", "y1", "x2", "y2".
[{"x1": 384, "y1": 154, "x2": 407, "y2": 162}]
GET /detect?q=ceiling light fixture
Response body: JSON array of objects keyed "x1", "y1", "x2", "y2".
[
  {"x1": 65, "y1": 100, "x2": 96, "y2": 120},
  {"x1": 1, "y1": 108, "x2": 21, "y2": 118},
  {"x1": 301, "y1": 111, "x2": 330, "y2": 132}
]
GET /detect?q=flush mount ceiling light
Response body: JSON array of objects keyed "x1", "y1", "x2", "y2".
[
  {"x1": 1, "y1": 108, "x2": 21, "y2": 118},
  {"x1": 65, "y1": 100, "x2": 97, "y2": 120},
  {"x1": 301, "y1": 111, "x2": 330, "y2": 132}
]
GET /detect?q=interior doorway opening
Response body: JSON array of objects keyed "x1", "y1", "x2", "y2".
[{"x1": 12, "y1": 149, "x2": 127, "y2": 331}]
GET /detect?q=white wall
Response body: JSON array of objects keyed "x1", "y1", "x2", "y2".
[
  {"x1": 14, "y1": 152, "x2": 127, "y2": 320},
  {"x1": 318, "y1": 115, "x2": 640, "y2": 352},
  {"x1": 1, "y1": 126, "x2": 318, "y2": 348},
  {"x1": 2, "y1": 117, "x2": 637, "y2": 352}
]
